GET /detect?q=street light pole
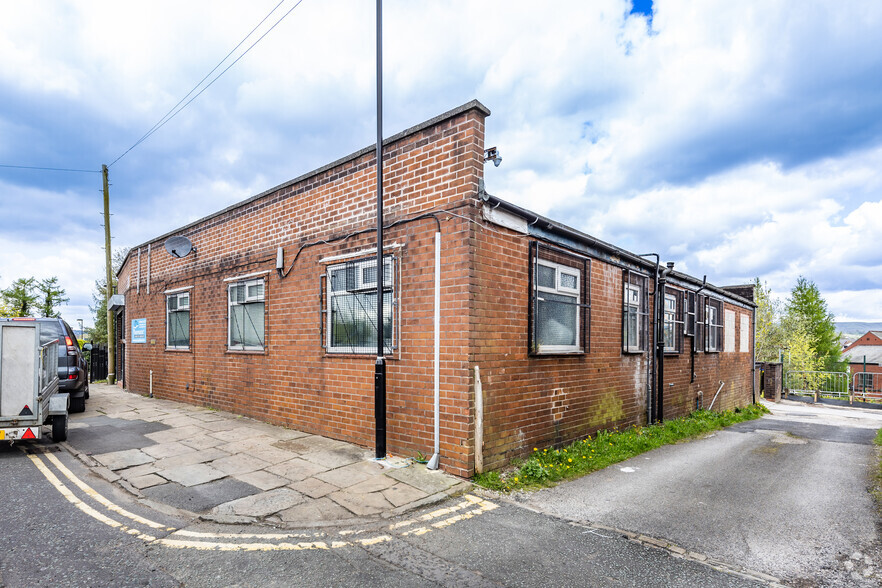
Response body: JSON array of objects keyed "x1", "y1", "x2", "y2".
[{"x1": 374, "y1": 0, "x2": 386, "y2": 460}]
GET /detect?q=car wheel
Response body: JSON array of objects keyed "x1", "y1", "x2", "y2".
[
  {"x1": 52, "y1": 414, "x2": 68, "y2": 442},
  {"x1": 70, "y1": 395, "x2": 86, "y2": 413}
]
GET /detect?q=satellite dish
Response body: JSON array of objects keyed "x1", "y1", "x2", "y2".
[{"x1": 164, "y1": 235, "x2": 196, "y2": 258}]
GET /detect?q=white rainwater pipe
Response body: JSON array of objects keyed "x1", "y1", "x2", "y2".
[
  {"x1": 427, "y1": 232, "x2": 442, "y2": 470},
  {"x1": 708, "y1": 381, "x2": 725, "y2": 410}
]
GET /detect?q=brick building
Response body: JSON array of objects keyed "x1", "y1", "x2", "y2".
[
  {"x1": 115, "y1": 100, "x2": 756, "y2": 478},
  {"x1": 842, "y1": 332, "x2": 882, "y2": 400}
]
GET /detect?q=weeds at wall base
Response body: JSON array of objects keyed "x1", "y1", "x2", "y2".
[{"x1": 474, "y1": 404, "x2": 770, "y2": 492}]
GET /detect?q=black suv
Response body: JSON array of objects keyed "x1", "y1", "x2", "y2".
[{"x1": 3, "y1": 317, "x2": 89, "y2": 412}]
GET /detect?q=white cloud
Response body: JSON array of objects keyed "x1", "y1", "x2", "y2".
[{"x1": 1, "y1": 0, "x2": 882, "y2": 325}]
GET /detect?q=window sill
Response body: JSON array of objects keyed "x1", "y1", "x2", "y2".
[
  {"x1": 531, "y1": 349, "x2": 585, "y2": 357},
  {"x1": 622, "y1": 348, "x2": 646, "y2": 355},
  {"x1": 165, "y1": 347, "x2": 191, "y2": 352},
  {"x1": 324, "y1": 351, "x2": 399, "y2": 359},
  {"x1": 226, "y1": 348, "x2": 266, "y2": 355}
]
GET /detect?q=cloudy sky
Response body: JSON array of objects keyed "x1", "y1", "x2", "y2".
[{"x1": 1, "y1": 0, "x2": 881, "y2": 330}]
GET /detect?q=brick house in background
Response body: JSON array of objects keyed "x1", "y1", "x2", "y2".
[
  {"x1": 843, "y1": 331, "x2": 882, "y2": 352},
  {"x1": 115, "y1": 100, "x2": 756, "y2": 478},
  {"x1": 842, "y1": 331, "x2": 882, "y2": 399}
]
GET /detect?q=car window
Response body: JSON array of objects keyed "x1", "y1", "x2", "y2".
[{"x1": 39, "y1": 320, "x2": 63, "y2": 345}]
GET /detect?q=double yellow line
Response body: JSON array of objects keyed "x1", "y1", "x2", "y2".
[
  {"x1": 26, "y1": 449, "x2": 173, "y2": 541},
  {"x1": 26, "y1": 449, "x2": 498, "y2": 552}
]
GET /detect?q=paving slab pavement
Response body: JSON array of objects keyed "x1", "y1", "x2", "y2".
[{"x1": 63, "y1": 383, "x2": 471, "y2": 527}]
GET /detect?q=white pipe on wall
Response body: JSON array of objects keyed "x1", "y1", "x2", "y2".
[
  {"x1": 474, "y1": 365, "x2": 484, "y2": 475},
  {"x1": 427, "y1": 232, "x2": 442, "y2": 470}
]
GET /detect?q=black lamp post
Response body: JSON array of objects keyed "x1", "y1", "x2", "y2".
[{"x1": 374, "y1": 0, "x2": 386, "y2": 459}]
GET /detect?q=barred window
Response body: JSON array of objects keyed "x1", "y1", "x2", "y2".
[
  {"x1": 623, "y1": 271, "x2": 649, "y2": 353},
  {"x1": 685, "y1": 291, "x2": 696, "y2": 336},
  {"x1": 529, "y1": 242, "x2": 590, "y2": 355},
  {"x1": 228, "y1": 279, "x2": 265, "y2": 351},
  {"x1": 706, "y1": 298, "x2": 724, "y2": 352},
  {"x1": 166, "y1": 291, "x2": 190, "y2": 350},
  {"x1": 326, "y1": 256, "x2": 394, "y2": 354},
  {"x1": 663, "y1": 289, "x2": 684, "y2": 353}
]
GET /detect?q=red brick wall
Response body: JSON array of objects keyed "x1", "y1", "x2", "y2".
[
  {"x1": 117, "y1": 101, "x2": 755, "y2": 479},
  {"x1": 661, "y1": 299, "x2": 755, "y2": 418},
  {"x1": 468, "y1": 222, "x2": 755, "y2": 472},
  {"x1": 118, "y1": 105, "x2": 486, "y2": 477}
]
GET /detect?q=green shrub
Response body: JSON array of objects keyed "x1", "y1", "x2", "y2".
[{"x1": 476, "y1": 403, "x2": 769, "y2": 492}]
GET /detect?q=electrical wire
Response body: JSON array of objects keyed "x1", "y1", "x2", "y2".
[
  {"x1": 0, "y1": 164, "x2": 100, "y2": 174},
  {"x1": 109, "y1": 0, "x2": 306, "y2": 167},
  {"x1": 111, "y1": 0, "x2": 288, "y2": 168}
]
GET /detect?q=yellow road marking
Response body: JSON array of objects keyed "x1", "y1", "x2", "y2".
[
  {"x1": 40, "y1": 451, "x2": 169, "y2": 530},
  {"x1": 27, "y1": 448, "x2": 500, "y2": 553},
  {"x1": 26, "y1": 454, "x2": 157, "y2": 542},
  {"x1": 357, "y1": 535, "x2": 392, "y2": 546},
  {"x1": 173, "y1": 530, "x2": 319, "y2": 540},
  {"x1": 156, "y1": 539, "x2": 333, "y2": 551}
]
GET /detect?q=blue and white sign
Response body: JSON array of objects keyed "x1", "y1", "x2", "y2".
[{"x1": 131, "y1": 318, "x2": 147, "y2": 343}]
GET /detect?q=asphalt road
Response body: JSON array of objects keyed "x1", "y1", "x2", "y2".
[
  {"x1": 523, "y1": 401, "x2": 882, "y2": 587},
  {"x1": 0, "y1": 438, "x2": 763, "y2": 587}
]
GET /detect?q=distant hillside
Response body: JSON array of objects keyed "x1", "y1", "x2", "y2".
[{"x1": 836, "y1": 322, "x2": 882, "y2": 339}]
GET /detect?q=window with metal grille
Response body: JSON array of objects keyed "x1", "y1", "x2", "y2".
[
  {"x1": 623, "y1": 270, "x2": 650, "y2": 353},
  {"x1": 663, "y1": 288, "x2": 684, "y2": 353},
  {"x1": 529, "y1": 242, "x2": 590, "y2": 355},
  {"x1": 166, "y1": 291, "x2": 190, "y2": 349},
  {"x1": 326, "y1": 256, "x2": 394, "y2": 354},
  {"x1": 685, "y1": 291, "x2": 696, "y2": 336},
  {"x1": 228, "y1": 279, "x2": 265, "y2": 351},
  {"x1": 694, "y1": 293, "x2": 706, "y2": 351},
  {"x1": 705, "y1": 297, "x2": 724, "y2": 352}
]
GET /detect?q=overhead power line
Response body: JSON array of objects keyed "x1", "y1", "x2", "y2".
[
  {"x1": 110, "y1": 0, "x2": 306, "y2": 167},
  {"x1": 0, "y1": 164, "x2": 100, "y2": 174}
]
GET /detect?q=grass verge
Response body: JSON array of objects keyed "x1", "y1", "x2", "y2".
[{"x1": 475, "y1": 403, "x2": 770, "y2": 492}]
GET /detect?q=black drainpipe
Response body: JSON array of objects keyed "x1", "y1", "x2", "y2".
[
  {"x1": 691, "y1": 275, "x2": 708, "y2": 384},
  {"x1": 656, "y1": 262, "x2": 674, "y2": 422},
  {"x1": 639, "y1": 253, "x2": 660, "y2": 425}
]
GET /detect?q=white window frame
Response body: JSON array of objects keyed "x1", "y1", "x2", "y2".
[
  {"x1": 706, "y1": 298, "x2": 723, "y2": 352},
  {"x1": 663, "y1": 293, "x2": 677, "y2": 353},
  {"x1": 228, "y1": 278, "x2": 265, "y2": 351},
  {"x1": 326, "y1": 256, "x2": 395, "y2": 354},
  {"x1": 624, "y1": 283, "x2": 644, "y2": 353},
  {"x1": 534, "y1": 259, "x2": 582, "y2": 354},
  {"x1": 166, "y1": 291, "x2": 190, "y2": 350}
]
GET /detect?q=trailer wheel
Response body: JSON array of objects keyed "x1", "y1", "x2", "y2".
[{"x1": 52, "y1": 414, "x2": 68, "y2": 442}]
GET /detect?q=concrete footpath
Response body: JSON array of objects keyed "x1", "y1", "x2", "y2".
[{"x1": 62, "y1": 383, "x2": 470, "y2": 527}]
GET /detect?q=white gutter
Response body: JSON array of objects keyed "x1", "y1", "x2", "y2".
[{"x1": 427, "y1": 232, "x2": 442, "y2": 470}]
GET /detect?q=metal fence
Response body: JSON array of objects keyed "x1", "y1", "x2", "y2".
[
  {"x1": 89, "y1": 344, "x2": 108, "y2": 382},
  {"x1": 784, "y1": 371, "x2": 849, "y2": 398},
  {"x1": 851, "y1": 372, "x2": 882, "y2": 402}
]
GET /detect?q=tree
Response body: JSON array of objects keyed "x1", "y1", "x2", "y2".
[
  {"x1": 784, "y1": 277, "x2": 845, "y2": 372},
  {"x1": 1, "y1": 277, "x2": 38, "y2": 317},
  {"x1": 753, "y1": 278, "x2": 785, "y2": 362},
  {"x1": 36, "y1": 276, "x2": 69, "y2": 318}
]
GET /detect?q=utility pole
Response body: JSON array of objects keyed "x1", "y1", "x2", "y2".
[
  {"x1": 102, "y1": 164, "x2": 116, "y2": 385},
  {"x1": 374, "y1": 0, "x2": 386, "y2": 459}
]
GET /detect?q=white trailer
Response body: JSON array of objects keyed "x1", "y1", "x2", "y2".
[{"x1": 0, "y1": 320, "x2": 69, "y2": 442}]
